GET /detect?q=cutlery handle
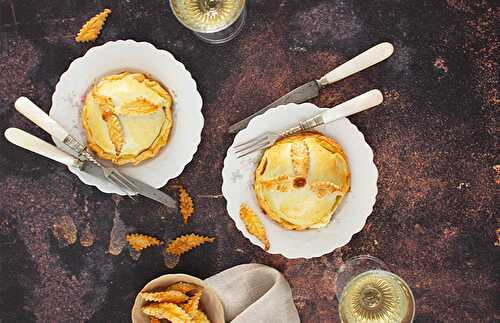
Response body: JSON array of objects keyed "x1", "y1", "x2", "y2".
[
  {"x1": 318, "y1": 42, "x2": 394, "y2": 86},
  {"x1": 320, "y1": 89, "x2": 383, "y2": 124},
  {"x1": 296, "y1": 89, "x2": 383, "y2": 132},
  {"x1": 15, "y1": 97, "x2": 69, "y2": 141},
  {"x1": 4, "y1": 128, "x2": 81, "y2": 168}
]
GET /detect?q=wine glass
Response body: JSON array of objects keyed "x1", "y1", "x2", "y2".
[
  {"x1": 169, "y1": 0, "x2": 247, "y2": 44},
  {"x1": 336, "y1": 255, "x2": 415, "y2": 323}
]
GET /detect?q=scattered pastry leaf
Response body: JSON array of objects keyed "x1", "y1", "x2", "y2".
[
  {"x1": 168, "y1": 282, "x2": 200, "y2": 294},
  {"x1": 126, "y1": 233, "x2": 163, "y2": 252},
  {"x1": 190, "y1": 310, "x2": 211, "y2": 323},
  {"x1": 239, "y1": 204, "x2": 270, "y2": 251},
  {"x1": 142, "y1": 302, "x2": 192, "y2": 322},
  {"x1": 75, "y1": 8, "x2": 112, "y2": 42},
  {"x1": 150, "y1": 317, "x2": 160, "y2": 323},
  {"x1": 182, "y1": 291, "x2": 202, "y2": 314},
  {"x1": 51, "y1": 215, "x2": 78, "y2": 247},
  {"x1": 141, "y1": 290, "x2": 189, "y2": 303},
  {"x1": 178, "y1": 186, "x2": 195, "y2": 224},
  {"x1": 166, "y1": 234, "x2": 215, "y2": 256}
]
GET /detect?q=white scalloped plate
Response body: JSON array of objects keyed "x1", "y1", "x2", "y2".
[
  {"x1": 222, "y1": 103, "x2": 378, "y2": 259},
  {"x1": 50, "y1": 40, "x2": 204, "y2": 194}
]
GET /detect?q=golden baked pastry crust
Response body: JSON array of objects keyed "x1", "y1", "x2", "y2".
[
  {"x1": 82, "y1": 72, "x2": 173, "y2": 165},
  {"x1": 254, "y1": 132, "x2": 350, "y2": 230}
]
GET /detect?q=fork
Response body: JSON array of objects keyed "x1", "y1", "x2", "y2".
[
  {"x1": 234, "y1": 89, "x2": 384, "y2": 158},
  {"x1": 14, "y1": 97, "x2": 138, "y2": 197}
]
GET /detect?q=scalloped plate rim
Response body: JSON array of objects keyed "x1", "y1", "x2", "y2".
[
  {"x1": 222, "y1": 103, "x2": 378, "y2": 259},
  {"x1": 49, "y1": 39, "x2": 204, "y2": 194}
]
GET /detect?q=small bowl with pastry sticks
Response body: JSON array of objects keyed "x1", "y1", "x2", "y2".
[{"x1": 131, "y1": 273, "x2": 224, "y2": 323}]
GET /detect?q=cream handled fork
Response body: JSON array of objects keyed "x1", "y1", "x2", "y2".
[{"x1": 234, "y1": 89, "x2": 384, "y2": 158}]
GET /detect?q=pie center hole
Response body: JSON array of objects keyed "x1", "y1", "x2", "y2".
[{"x1": 293, "y1": 177, "x2": 307, "y2": 188}]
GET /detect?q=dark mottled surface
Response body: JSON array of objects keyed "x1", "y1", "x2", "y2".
[{"x1": 0, "y1": 0, "x2": 498, "y2": 322}]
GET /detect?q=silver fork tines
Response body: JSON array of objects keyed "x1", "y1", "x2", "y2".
[{"x1": 234, "y1": 133, "x2": 279, "y2": 158}]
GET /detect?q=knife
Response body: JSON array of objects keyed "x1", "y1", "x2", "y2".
[
  {"x1": 4, "y1": 127, "x2": 177, "y2": 209},
  {"x1": 228, "y1": 42, "x2": 394, "y2": 133}
]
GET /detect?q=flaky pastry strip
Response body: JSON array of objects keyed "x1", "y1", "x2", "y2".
[
  {"x1": 75, "y1": 8, "x2": 111, "y2": 42},
  {"x1": 142, "y1": 303, "x2": 192, "y2": 322},
  {"x1": 165, "y1": 234, "x2": 215, "y2": 256},
  {"x1": 259, "y1": 175, "x2": 293, "y2": 192},
  {"x1": 182, "y1": 291, "x2": 202, "y2": 314},
  {"x1": 290, "y1": 142, "x2": 309, "y2": 177},
  {"x1": 104, "y1": 114, "x2": 124, "y2": 155},
  {"x1": 141, "y1": 290, "x2": 189, "y2": 303},
  {"x1": 190, "y1": 310, "x2": 211, "y2": 323},
  {"x1": 120, "y1": 98, "x2": 161, "y2": 115},
  {"x1": 310, "y1": 181, "x2": 342, "y2": 198},
  {"x1": 240, "y1": 204, "x2": 270, "y2": 250},
  {"x1": 126, "y1": 233, "x2": 163, "y2": 252}
]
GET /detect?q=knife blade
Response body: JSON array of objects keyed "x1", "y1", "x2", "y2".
[
  {"x1": 4, "y1": 127, "x2": 177, "y2": 209},
  {"x1": 228, "y1": 81, "x2": 320, "y2": 134},
  {"x1": 228, "y1": 42, "x2": 394, "y2": 133},
  {"x1": 80, "y1": 161, "x2": 177, "y2": 209}
]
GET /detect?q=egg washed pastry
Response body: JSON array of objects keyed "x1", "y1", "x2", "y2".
[
  {"x1": 82, "y1": 72, "x2": 173, "y2": 165},
  {"x1": 254, "y1": 132, "x2": 350, "y2": 230}
]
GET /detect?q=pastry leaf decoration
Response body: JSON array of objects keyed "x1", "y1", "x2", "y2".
[
  {"x1": 142, "y1": 302, "x2": 192, "y2": 322},
  {"x1": 141, "y1": 290, "x2": 189, "y2": 303},
  {"x1": 178, "y1": 186, "x2": 195, "y2": 224},
  {"x1": 126, "y1": 233, "x2": 163, "y2": 252},
  {"x1": 240, "y1": 204, "x2": 270, "y2": 250},
  {"x1": 75, "y1": 8, "x2": 112, "y2": 42},
  {"x1": 165, "y1": 234, "x2": 215, "y2": 256}
]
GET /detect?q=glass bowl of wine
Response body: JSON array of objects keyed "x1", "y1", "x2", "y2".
[
  {"x1": 336, "y1": 255, "x2": 415, "y2": 323},
  {"x1": 169, "y1": 0, "x2": 246, "y2": 44}
]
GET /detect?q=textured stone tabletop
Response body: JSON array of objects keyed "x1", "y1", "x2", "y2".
[{"x1": 0, "y1": 0, "x2": 498, "y2": 322}]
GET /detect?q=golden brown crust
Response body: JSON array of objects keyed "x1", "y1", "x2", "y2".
[
  {"x1": 239, "y1": 204, "x2": 270, "y2": 250},
  {"x1": 178, "y1": 186, "x2": 194, "y2": 224},
  {"x1": 120, "y1": 98, "x2": 161, "y2": 115},
  {"x1": 254, "y1": 131, "x2": 350, "y2": 231},
  {"x1": 81, "y1": 72, "x2": 173, "y2": 165},
  {"x1": 182, "y1": 291, "x2": 202, "y2": 314},
  {"x1": 310, "y1": 181, "x2": 341, "y2": 198},
  {"x1": 165, "y1": 234, "x2": 215, "y2": 256},
  {"x1": 105, "y1": 114, "x2": 124, "y2": 156},
  {"x1": 141, "y1": 290, "x2": 189, "y2": 303},
  {"x1": 142, "y1": 303, "x2": 191, "y2": 322},
  {"x1": 75, "y1": 8, "x2": 111, "y2": 43},
  {"x1": 259, "y1": 175, "x2": 292, "y2": 192},
  {"x1": 291, "y1": 142, "x2": 309, "y2": 177},
  {"x1": 126, "y1": 233, "x2": 163, "y2": 252}
]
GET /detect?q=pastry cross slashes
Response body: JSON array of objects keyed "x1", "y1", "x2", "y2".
[{"x1": 254, "y1": 132, "x2": 350, "y2": 230}]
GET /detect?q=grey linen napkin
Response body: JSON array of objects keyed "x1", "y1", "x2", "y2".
[{"x1": 205, "y1": 263, "x2": 300, "y2": 323}]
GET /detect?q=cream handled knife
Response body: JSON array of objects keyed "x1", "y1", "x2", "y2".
[
  {"x1": 5, "y1": 128, "x2": 82, "y2": 168},
  {"x1": 4, "y1": 128, "x2": 177, "y2": 208},
  {"x1": 228, "y1": 42, "x2": 394, "y2": 133}
]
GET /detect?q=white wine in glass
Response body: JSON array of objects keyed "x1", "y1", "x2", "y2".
[
  {"x1": 169, "y1": 0, "x2": 246, "y2": 44},
  {"x1": 336, "y1": 255, "x2": 415, "y2": 323}
]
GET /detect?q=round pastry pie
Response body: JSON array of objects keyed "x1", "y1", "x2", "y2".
[
  {"x1": 82, "y1": 72, "x2": 173, "y2": 165},
  {"x1": 254, "y1": 132, "x2": 350, "y2": 230}
]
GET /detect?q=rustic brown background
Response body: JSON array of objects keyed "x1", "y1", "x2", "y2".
[{"x1": 0, "y1": 0, "x2": 498, "y2": 322}]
